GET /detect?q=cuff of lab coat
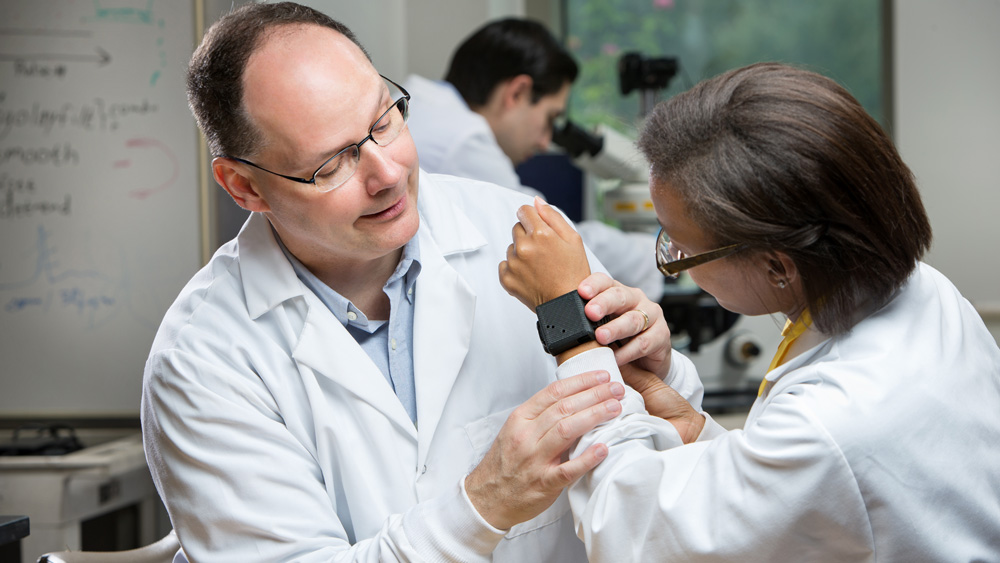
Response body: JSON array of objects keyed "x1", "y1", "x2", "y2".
[
  {"x1": 555, "y1": 347, "x2": 646, "y2": 417},
  {"x1": 694, "y1": 412, "x2": 729, "y2": 442},
  {"x1": 664, "y1": 347, "x2": 693, "y2": 383},
  {"x1": 555, "y1": 346, "x2": 622, "y2": 383},
  {"x1": 663, "y1": 348, "x2": 707, "y2": 412},
  {"x1": 403, "y1": 478, "x2": 505, "y2": 562}
]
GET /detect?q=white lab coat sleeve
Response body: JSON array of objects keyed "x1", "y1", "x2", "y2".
[
  {"x1": 553, "y1": 348, "x2": 872, "y2": 562},
  {"x1": 661, "y1": 347, "x2": 705, "y2": 411},
  {"x1": 553, "y1": 347, "x2": 706, "y2": 416},
  {"x1": 143, "y1": 348, "x2": 505, "y2": 563},
  {"x1": 659, "y1": 349, "x2": 728, "y2": 440}
]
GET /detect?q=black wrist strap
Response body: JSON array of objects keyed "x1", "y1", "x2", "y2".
[{"x1": 535, "y1": 290, "x2": 609, "y2": 356}]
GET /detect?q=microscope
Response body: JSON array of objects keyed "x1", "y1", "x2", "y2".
[{"x1": 618, "y1": 52, "x2": 679, "y2": 117}]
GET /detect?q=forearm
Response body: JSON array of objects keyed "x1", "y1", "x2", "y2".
[
  {"x1": 149, "y1": 414, "x2": 503, "y2": 563},
  {"x1": 396, "y1": 480, "x2": 506, "y2": 562},
  {"x1": 165, "y1": 478, "x2": 503, "y2": 563},
  {"x1": 555, "y1": 347, "x2": 705, "y2": 415},
  {"x1": 553, "y1": 347, "x2": 716, "y2": 459},
  {"x1": 564, "y1": 397, "x2": 870, "y2": 563},
  {"x1": 554, "y1": 347, "x2": 644, "y2": 416}
]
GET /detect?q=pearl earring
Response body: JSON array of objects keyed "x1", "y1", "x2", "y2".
[{"x1": 778, "y1": 280, "x2": 787, "y2": 289}]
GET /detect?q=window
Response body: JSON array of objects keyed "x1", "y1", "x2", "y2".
[{"x1": 564, "y1": 0, "x2": 886, "y2": 134}]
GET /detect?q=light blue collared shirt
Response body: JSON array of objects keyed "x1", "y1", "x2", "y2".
[{"x1": 274, "y1": 230, "x2": 421, "y2": 424}]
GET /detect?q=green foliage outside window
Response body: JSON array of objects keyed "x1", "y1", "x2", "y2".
[{"x1": 565, "y1": 0, "x2": 883, "y2": 135}]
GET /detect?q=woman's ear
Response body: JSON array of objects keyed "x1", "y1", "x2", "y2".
[
  {"x1": 212, "y1": 157, "x2": 270, "y2": 213},
  {"x1": 766, "y1": 252, "x2": 799, "y2": 289}
]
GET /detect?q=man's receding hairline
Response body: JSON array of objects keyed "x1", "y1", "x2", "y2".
[
  {"x1": 250, "y1": 22, "x2": 363, "y2": 60},
  {"x1": 239, "y1": 22, "x2": 387, "y2": 169}
]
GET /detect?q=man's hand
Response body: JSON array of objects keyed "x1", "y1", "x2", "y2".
[
  {"x1": 620, "y1": 363, "x2": 705, "y2": 444},
  {"x1": 578, "y1": 273, "x2": 673, "y2": 379},
  {"x1": 499, "y1": 197, "x2": 592, "y2": 311},
  {"x1": 465, "y1": 370, "x2": 625, "y2": 530}
]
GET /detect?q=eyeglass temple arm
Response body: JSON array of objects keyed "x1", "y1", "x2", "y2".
[{"x1": 658, "y1": 244, "x2": 744, "y2": 277}]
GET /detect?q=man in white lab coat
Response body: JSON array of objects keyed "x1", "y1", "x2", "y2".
[
  {"x1": 404, "y1": 19, "x2": 665, "y2": 302},
  {"x1": 141, "y1": 3, "x2": 694, "y2": 562}
]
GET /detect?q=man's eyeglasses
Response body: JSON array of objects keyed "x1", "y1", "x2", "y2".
[
  {"x1": 656, "y1": 228, "x2": 745, "y2": 279},
  {"x1": 219, "y1": 75, "x2": 410, "y2": 193}
]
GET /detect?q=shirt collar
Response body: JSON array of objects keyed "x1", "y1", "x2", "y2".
[
  {"x1": 270, "y1": 223, "x2": 422, "y2": 325},
  {"x1": 389, "y1": 235, "x2": 421, "y2": 305}
]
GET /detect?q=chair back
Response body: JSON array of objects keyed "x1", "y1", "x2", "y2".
[{"x1": 37, "y1": 530, "x2": 179, "y2": 563}]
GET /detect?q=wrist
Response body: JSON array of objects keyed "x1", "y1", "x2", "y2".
[
  {"x1": 464, "y1": 467, "x2": 512, "y2": 531},
  {"x1": 536, "y1": 283, "x2": 583, "y2": 310},
  {"x1": 554, "y1": 340, "x2": 602, "y2": 366},
  {"x1": 677, "y1": 412, "x2": 706, "y2": 444},
  {"x1": 535, "y1": 290, "x2": 610, "y2": 357}
]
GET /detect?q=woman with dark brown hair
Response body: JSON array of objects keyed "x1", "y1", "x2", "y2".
[{"x1": 499, "y1": 62, "x2": 1000, "y2": 561}]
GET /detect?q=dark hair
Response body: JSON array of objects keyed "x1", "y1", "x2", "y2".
[
  {"x1": 444, "y1": 18, "x2": 578, "y2": 107},
  {"x1": 187, "y1": 2, "x2": 369, "y2": 159},
  {"x1": 638, "y1": 62, "x2": 932, "y2": 335}
]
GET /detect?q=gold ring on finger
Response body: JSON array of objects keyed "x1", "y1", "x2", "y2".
[{"x1": 636, "y1": 309, "x2": 650, "y2": 332}]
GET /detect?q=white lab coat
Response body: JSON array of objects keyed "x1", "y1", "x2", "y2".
[
  {"x1": 404, "y1": 75, "x2": 664, "y2": 301},
  {"x1": 556, "y1": 262, "x2": 1000, "y2": 561},
  {"x1": 141, "y1": 171, "x2": 706, "y2": 563}
]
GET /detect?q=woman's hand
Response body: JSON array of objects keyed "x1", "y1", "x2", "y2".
[
  {"x1": 499, "y1": 197, "x2": 592, "y2": 310},
  {"x1": 578, "y1": 273, "x2": 673, "y2": 380},
  {"x1": 620, "y1": 363, "x2": 705, "y2": 444}
]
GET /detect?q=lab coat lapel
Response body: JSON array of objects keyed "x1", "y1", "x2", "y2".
[
  {"x1": 412, "y1": 232, "x2": 476, "y2": 465},
  {"x1": 239, "y1": 212, "x2": 417, "y2": 438},
  {"x1": 239, "y1": 213, "x2": 305, "y2": 318},
  {"x1": 293, "y1": 294, "x2": 419, "y2": 441},
  {"x1": 411, "y1": 173, "x2": 487, "y2": 465}
]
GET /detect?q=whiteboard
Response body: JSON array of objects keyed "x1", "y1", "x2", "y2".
[{"x1": 0, "y1": 1, "x2": 201, "y2": 416}]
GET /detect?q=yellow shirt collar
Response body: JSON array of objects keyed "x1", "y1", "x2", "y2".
[{"x1": 758, "y1": 309, "x2": 814, "y2": 397}]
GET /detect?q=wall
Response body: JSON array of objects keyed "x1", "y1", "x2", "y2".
[
  {"x1": 293, "y1": 1, "x2": 407, "y2": 78},
  {"x1": 403, "y1": 1, "x2": 496, "y2": 80},
  {"x1": 293, "y1": 0, "x2": 525, "y2": 83},
  {"x1": 893, "y1": 0, "x2": 1000, "y2": 343}
]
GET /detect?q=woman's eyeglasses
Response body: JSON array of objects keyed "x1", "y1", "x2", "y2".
[{"x1": 656, "y1": 229, "x2": 745, "y2": 279}]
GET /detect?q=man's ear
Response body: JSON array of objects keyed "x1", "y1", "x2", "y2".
[
  {"x1": 212, "y1": 157, "x2": 270, "y2": 213},
  {"x1": 500, "y1": 74, "x2": 534, "y2": 110}
]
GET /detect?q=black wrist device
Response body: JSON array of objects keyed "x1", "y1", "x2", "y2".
[{"x1": 535, "y1": 290, "x2": 609, "y2": 356}]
